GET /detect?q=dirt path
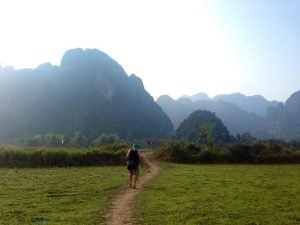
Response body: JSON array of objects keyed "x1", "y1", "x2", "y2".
[{"x1": 104, "y1": 151, "x2": 160, "y2": 225}]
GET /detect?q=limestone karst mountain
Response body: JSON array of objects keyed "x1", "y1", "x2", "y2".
[
  {"x1": 157, "y1": 90, "x2": 300, "y2": 140},
  {"x1": 0, "y1": 48, "x2": 173, "y2": 143}
]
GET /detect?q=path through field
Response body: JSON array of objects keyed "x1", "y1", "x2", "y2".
[{"x1": 104, "y1": 151, "x2": 160, "y2": 225}]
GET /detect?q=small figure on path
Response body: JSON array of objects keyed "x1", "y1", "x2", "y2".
[{"x1": 126, "y1": 144, "x2": 143, "y2": 189}]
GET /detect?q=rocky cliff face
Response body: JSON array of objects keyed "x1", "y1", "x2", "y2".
[
  {"x1": 0, "y1": 48, "x2": 173, "y2": 143},
  {"x1": 157, "y1": 95, "x2": 264, "y2": 137},
  {"x1": 266, "y1": 90, "x2": 300, "y2": 139},
  {"x1": 157, "y1": 90, "x2": 300, "y2": 140}
]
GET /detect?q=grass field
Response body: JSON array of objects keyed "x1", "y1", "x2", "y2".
[
  {"x1": 135, "y1": 163, "x2": 300, "y2": 225},
  {"x1": 0, "y1": 166, "x2": 129, "y2": 225}
]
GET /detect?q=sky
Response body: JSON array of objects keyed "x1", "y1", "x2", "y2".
[{"x1": 0, "y1": 0, "x2": 299, "y2": 102}]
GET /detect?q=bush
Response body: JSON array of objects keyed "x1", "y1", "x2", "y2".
[
  {"x1": 156, "y1": 141, "x2": 200, "y2": 163},
  {"x1": 156, "y1": 140, "x2": 300, "y2": 164},
  {"x1": 101, "y1": 143, "x2": 129, "y2": 151},
  {"x1": 228, "y1": 144, "x2": 255, "y2": 163},
  {"x1": 198, "y1": 150, "x2": 218, "y2": 163}
]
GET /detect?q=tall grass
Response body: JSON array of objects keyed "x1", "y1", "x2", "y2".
[{"x1": 0, "y1": 144, "x2": 128, "y2": 168}]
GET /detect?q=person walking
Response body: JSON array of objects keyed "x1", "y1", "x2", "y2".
[{"x1": 126, "y1": 144, "x2": 143, "y2": 189}]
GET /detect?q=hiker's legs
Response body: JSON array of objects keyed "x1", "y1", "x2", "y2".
[
  {"x1": 133, "y1": 167, "x2": 139, "y2": 188},
  {"x1": 128, "y1": 167, "x2": 139, "y2": 188},
  {"x1": 129, "y1": 174, "x2": 133, "y2": 188},
  {"x1": 133, "y1": 175, "x2": 137, "y2": 188},
  {"x1": 136, "y1": 167, "x2": 139, "y2": 179}
]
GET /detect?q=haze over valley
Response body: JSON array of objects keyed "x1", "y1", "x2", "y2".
[
  {"x1": 0, "y1": 0, "x2": 299, "y2": 143},
  {"x1": 1, "y1": 1, "x2": 300, "y2": 224},
  {"x1": 0, "y1": 48, "x2": 299, "y2": 143},
  {"x1": 157, "y1": 90, "x2": 300, "y2": 140}
]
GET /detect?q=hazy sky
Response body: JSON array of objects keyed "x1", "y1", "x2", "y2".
[{"x1": 0, "y1": 0, "x2": 299, "y2": 101}]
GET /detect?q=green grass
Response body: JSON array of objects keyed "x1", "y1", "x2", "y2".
[
  {"x1": 0, "y1": 166, "x2": 129, "y2": 225},
  {"x1": 135, "y1": 163, "x2": 300, "y2": 225}
]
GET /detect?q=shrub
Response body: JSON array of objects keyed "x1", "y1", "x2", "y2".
[
  {"x1": 156, "y1": 140, "x2": 300, "y2": 164},
  {"x1": 101, "y1": 143, "x2": 129, "y2": 151},
  {"x1": 198, "y1": 150, "x2": 218, "y2": 163},
  {"x1": 251, "y1": 142, "x2": 267, "y2": 155},
  {"x1": 228, "y1": 144, "x2": 255, "y2": 163},
  {"x1": 156, "y1": 141, "x2": 200, "y2": 163}
]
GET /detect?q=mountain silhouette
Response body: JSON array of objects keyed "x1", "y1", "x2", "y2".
[
  {"x1": 176, "y1": 110, "x2": 232, "y2": 144},
  {"x1": 180, "y1": 92, "x2": 210, "y2": 101},
  {"x1": 266, "y1": 90, "x2": 300, "y2": 139},
  {"x1": 0, "y1": 48, "x2": 173, "y2": 143},
  {"x1": 157, "y1": 95, "x2": 265, "y2": 137},
  {"x1": 213, "y1": 93, "x2": 280, "y2": 116},
  {"x1": 157, "y1": 90, "x2": 300, "y2": 140},
  {"x1": 182, "y1": 92, "x2": 280, "y2": 116}
]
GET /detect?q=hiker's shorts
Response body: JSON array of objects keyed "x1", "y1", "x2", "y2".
[{"x1": 128, "y1": 166, "x2": 139, "y2": 176}]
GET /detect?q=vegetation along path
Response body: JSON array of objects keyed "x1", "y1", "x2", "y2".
[{"x1": 104, "y1": 150, "x2": 160, "y2": 225}]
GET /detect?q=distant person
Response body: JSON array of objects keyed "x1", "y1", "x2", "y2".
[{"x1": 126, "y1": 144, "x2": 143, "y2": 189}]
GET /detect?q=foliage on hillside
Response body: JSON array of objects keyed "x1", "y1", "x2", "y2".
[
  {"x1": 14, "y1": 132, "x2": 126, "y2": 148},
  {"x1": 0, "y1": 48, "x2": 173, "y2": 144},
  {"x1": 175, "y1": 110, "x2": 233, "y2": 145}
]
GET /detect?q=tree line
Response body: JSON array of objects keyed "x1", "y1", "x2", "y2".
[
  {"x1": 14, "y1": 132, "x2": 123, "y2": 148},
  {"x1": 157, "y1": 138, "x2": 300, "y2": 164}
]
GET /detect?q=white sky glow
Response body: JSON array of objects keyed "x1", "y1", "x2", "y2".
[{"x1": 0, "y1": 0, "x2": 299, "y2": 101}]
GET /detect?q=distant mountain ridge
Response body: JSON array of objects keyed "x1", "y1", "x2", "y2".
[
  {"x1": 266, "y1": 90, "x2": 300, "y2": 140},
  {"x1": 157, "y1": 90, "x2": 300, "y2": 140},
  {"x1": 0, "y1": 48, "x2": 173, "y2": 143},
  {"x1": 0, "y1": 48, "x2": 299, "y2": 142},
  {"x1": 180, "y1": 92, "x2": 280, "y2": 116},
  {"x1": 157, "y1": 95, "x2": 265, "y2": 138},
  {"x1": 180, "y1": 92, "x2": 210, "y2": 101}
]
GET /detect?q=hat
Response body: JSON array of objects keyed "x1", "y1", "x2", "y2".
[{"x1": 132, "y1": 143, "x2": 138, "y2": 149}]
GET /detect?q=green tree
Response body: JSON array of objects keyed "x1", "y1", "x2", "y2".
[
  {"x1": 176, "y1": 110, "x2": 232, "y2": 146},
  {"x1": 94, "y1": 133, "x2": 121, "y2": 146},
  {"x1": 199, "y1": 122, "x2": 215, "y2": 151},
  {"x1": 22, "y1": 134, "x2": 43, "y2": 147},
  {"x1": 44, "y1": 133, "x2": 64, "y2": 147},
  {"x1": 70, "y1": 132, "x2": 88, "y2": 147}
]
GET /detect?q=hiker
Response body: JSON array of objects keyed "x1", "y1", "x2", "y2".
[{"x1": 126, "y1": 144, "x2": 143, "y2": 189}]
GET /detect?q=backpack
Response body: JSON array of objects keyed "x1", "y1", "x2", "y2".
[{"x1": 127, "y1": 149, "x2": 139, "y2": 170}]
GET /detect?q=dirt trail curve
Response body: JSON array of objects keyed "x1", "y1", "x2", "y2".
[{"x1": 104, "y1": 150, "x2": 160, "y2": 225}]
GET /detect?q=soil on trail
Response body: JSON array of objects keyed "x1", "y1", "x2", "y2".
[{"x1": 104, "y1": 151, "x2": 160, "y2": 225}]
